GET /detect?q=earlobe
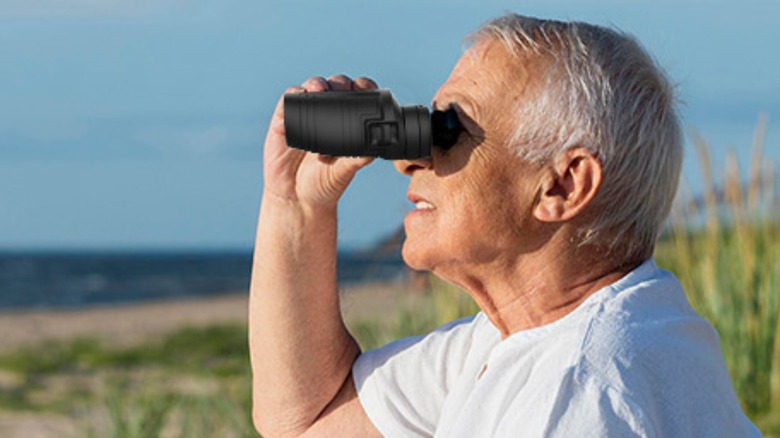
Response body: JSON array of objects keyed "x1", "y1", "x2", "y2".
[{"x1": 532, "y1": 148, "x2": 602, "y2": 223}]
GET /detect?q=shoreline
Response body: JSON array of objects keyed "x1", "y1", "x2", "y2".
[
  {"x1": 0, "y1": 293, "x2": 249, "y2": 354},
  {"x1": 0, "y1": 281, "x2": 410, "y2": 354}
]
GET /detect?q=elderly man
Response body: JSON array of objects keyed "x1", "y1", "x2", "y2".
[{"x1": 249, "y1": 14, "x2": 760, "y2": 437}]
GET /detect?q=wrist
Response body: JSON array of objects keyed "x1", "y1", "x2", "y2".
[
  {"x1": 258, "y1": 191, "x2": 339, "y2": 254},
  {"x1": 261, "y1": 189, "x2": 338, "y2": 219}
]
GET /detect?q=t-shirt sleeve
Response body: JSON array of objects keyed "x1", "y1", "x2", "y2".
[
  {"x1": 352, "y1": 314, "x2": 481, "y2": 438},
  {"x1": 525, "y1": 368, "x2": 655, "y2": 438}
]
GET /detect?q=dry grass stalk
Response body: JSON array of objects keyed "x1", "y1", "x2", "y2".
[{"x1": 670, "y1": 115, "x2": 778, "y2": 418}]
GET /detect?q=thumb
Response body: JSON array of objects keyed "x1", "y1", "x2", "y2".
[
  {"x1": 333, "y1": 156, "x2": 375, "y2": 177},
  {"x1": 327, "y1": 156, "x2": 375, "y2": 193}
]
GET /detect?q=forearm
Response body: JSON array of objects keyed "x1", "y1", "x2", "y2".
[{"x1": 249, "y1": 192, "x2": 359, "y2": 436}]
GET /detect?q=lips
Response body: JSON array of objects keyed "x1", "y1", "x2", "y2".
[{"x1": 408, "y1": 192, "x2": 436, "y2": 211}]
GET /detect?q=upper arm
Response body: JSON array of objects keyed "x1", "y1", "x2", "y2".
[
  {"x1": 302, "y1": 372, "x2": 382, "y2": 438},
  {"x1": 301, "y1": 315, "x2": 481, "y2": 437},
  {"x1": 539, "y1": 370, "x2": 654, "y2": 438}
]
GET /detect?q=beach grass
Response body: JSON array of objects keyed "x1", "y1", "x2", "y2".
[
  {"x1": 0, "y1": 324, "x2": 256, "y2": 437},
  {"x1": 654, "y1": 116, "x2": 779, "y2": 428},
  {"x1": 349, "y1": 276, "x2": 480, "y2": 351}
]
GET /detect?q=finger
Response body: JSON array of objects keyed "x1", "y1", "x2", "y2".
[
  {"x1": 270, "y1": 85, "x2": 305, "y2": 136},
  {"x1": 317, "y1": 154, "x2": 373, "y2": 169},
  {"x1": 302, "y1": 76, "x2": 330, "y2": 92},
  {"x1": 272, "y1": 85, "x2": 304, "y2": 121},
  {"x1": 275, "y1": 85, "x2": 305, "y2": 112},
  {"x1": 354, "y1": 77, "x2": 379, "y2": 90},
  {"x1": 318, "y1": 154, "x2": 338, "y2": 165},
  {"x1": 333, "y1": 156, "x2": 375, "y2": 176},
  {"x1": 327, "y1": 74, "x2": 354, "y2": 91},
  {"x1": 323, "y1": 156, "x2": 375, "y2": 192}
]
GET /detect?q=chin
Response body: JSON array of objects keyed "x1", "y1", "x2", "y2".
[{"x1": 401, "y1": 239, "x2": 432, "y2": 272}]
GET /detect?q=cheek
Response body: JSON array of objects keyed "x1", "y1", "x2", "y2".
[
  {"x1": 451, "y1": 169, "x2": 530, "y2": 244},
  {"x1": 437, "y1": 158, "x2": 509, "y2": 232},
  {"x1": 438, "y1": 187, "x2": 503, "y2": 253}
]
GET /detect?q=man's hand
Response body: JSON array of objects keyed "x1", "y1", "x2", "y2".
[{"x1": 263, "y1": 75, "x2": 378, "y2": 209}]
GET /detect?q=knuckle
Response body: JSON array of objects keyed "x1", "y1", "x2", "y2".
[
  {"x1": 328, "y1": 73, "x2": 352, "y2": 82},
  {"x1": 355, "y1": 77, "x2": 379, "y2": 89},
  {"x1": 303, "y1": 76, "x2": 328, "y2": 89}
]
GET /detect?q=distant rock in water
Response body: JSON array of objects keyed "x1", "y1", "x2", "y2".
[
  {"x1": 338, "y1": 226, "x2": 407, "y2": 285},
  {"x1": 360, "y1": 226, "x2": 405, "y2": 257},
  {"x1": 352, "y1": 226, "x2": 430, "y2": 292}
]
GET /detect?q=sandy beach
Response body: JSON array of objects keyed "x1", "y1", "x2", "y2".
[
  {"x1": 0, "y1": 293, "x2": 250, "y2": 354},
  {"x1": 0, "y1": 281, "x2": 407, "y2": 354}
]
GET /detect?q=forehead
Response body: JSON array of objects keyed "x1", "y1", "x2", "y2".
[
  {"x1": 434, "y1": 39, "x2": 545, "y2": 112},
  {"x1": 453, "y1": 40, "x2": 516, "y2": 81}
]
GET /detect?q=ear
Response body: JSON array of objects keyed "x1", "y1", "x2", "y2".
[{"x1": 533, "y1": 147, "x2": 602, "y2": 223}]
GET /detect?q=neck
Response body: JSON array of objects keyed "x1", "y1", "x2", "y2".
[{"x1": 437, "y1": 238, "x2": 643, "y2": 338}]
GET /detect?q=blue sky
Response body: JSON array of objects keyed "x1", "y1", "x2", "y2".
[{"x1": 0, "y1": 0, "x2": 778, "y2": 250}]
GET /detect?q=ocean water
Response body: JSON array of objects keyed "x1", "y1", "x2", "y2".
[{"x1": 0, "y1": 251, "x2": 406, "y2": 311}]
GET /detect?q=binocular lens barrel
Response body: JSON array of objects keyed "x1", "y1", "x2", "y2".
[{"x1": 284, "y1": 89, "x2": 461, "y2": 160}]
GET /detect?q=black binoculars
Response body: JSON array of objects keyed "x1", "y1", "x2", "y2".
[{"x1": 284, "y1": 89, "x2": 463, "y2": 160}]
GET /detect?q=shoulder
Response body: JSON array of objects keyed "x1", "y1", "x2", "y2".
[
  {"x1": 352, "y1": 312, "x2": 496, "y2": 437},
  {"x1": 571, "y1": 261, "x2": 757, "y2": 435},
  {"x1": 577, "y1": 262, "x2": 722, "y2": 392},
  {"x1": 353, "y1": 311, "x2": 496, "y2": 396}
]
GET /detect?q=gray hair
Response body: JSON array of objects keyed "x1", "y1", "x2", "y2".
[{"x1": 466, "y1": 14, "x2": 683, "y2": 263}]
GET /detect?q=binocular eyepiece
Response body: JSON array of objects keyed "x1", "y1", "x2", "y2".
[{"x1": 284, "y1": 89, "x2": 463, "y2": 160}]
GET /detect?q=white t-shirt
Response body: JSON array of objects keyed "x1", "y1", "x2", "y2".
[{"x1": 353, "y1": 259, "x2": 761, "y2": 437}]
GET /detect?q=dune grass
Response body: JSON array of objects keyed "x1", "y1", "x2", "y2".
[
  {"x1": 349, "y1": 276, "x2": 480, "y2": 351},
  {"x1": 655, "y1": 116, "x2": 779, "y2": 426},
  {"x1": 0, "y1": 325, "x2": 256, "y2": 437}
]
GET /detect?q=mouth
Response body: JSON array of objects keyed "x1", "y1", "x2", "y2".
[
  {"x1": 408, "y1": 193, "x2": 436, "y2": 211},
  {"x1": 414, "y1": 201, "x2": 435, "y2": 210}
]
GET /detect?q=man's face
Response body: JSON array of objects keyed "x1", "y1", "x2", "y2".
[{"x1": 395, "y1": 40, "x2": 549, "y2": 274}]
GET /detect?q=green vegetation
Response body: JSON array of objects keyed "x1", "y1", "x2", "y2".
[
  {"x1": 655, "y1": 118, "x2": 779, "y2": 431},
  {"x1": 0, "y1": 325, "x2": 256, "y2": 437},
  {"x1": 350, "y1": 277, "x2": 480, "y2": 351}
]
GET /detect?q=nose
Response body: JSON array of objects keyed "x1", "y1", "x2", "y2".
[{"x1": 394, "y1": 157, "x2": 433, "y2": 176}]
